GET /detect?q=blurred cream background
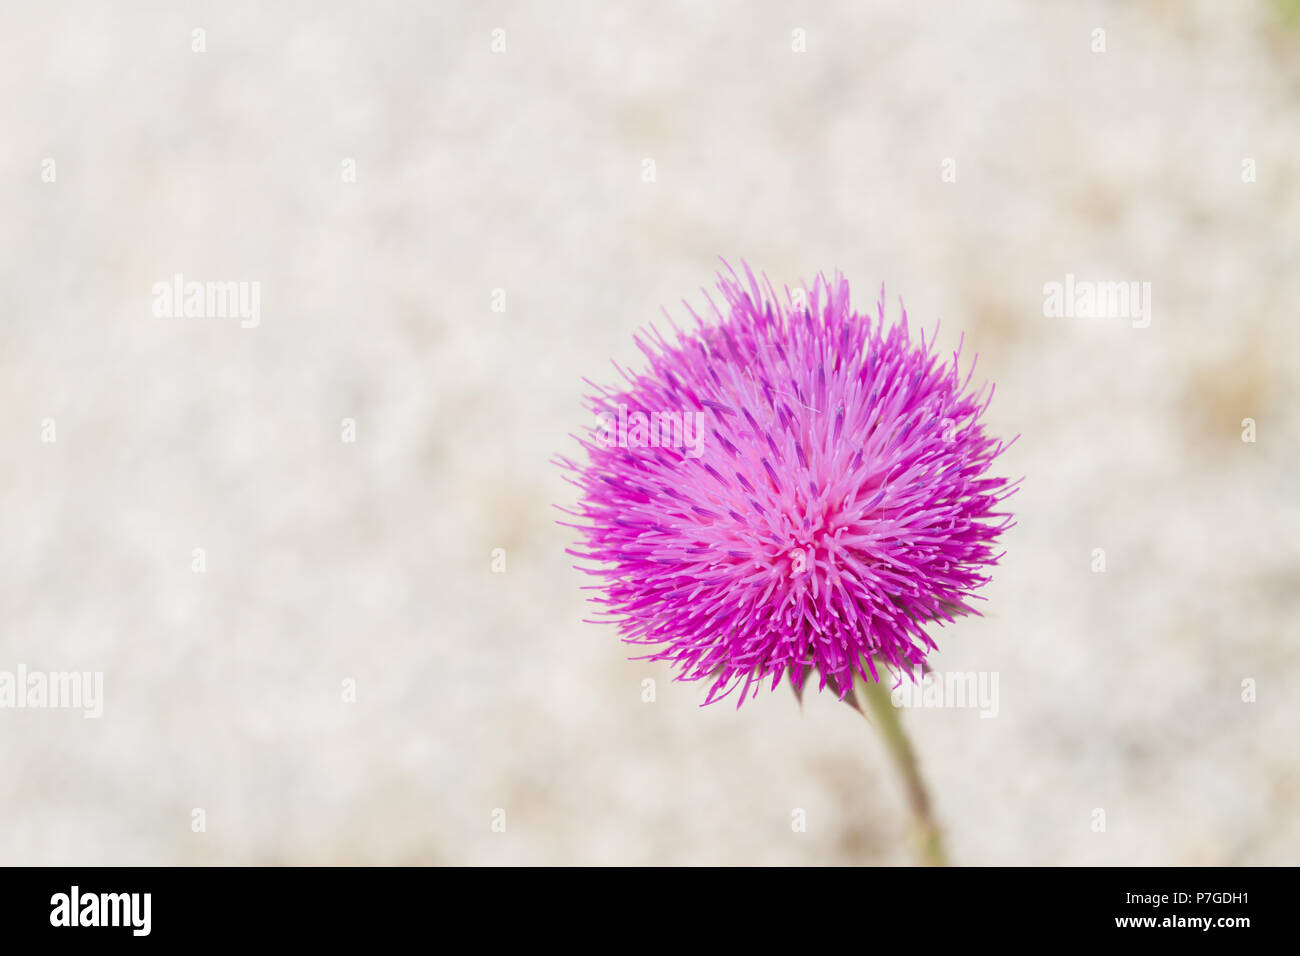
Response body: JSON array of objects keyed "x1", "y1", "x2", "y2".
[{"x1": 1, "y1": 0, "x2": 1297, "y2": 865}]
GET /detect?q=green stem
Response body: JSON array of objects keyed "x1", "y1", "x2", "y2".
[{"x1": 855, "y1": 674, "x2": 948, "y2": 866}]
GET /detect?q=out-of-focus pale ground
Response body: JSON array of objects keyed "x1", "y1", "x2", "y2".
[{"x1": 1, "y1": 0, "x2": 1297, "y2": 866}]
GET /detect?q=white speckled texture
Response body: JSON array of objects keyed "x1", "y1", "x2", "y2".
[{"x1": 1, "y1": 0, "x2": 1296, "y2": 865}]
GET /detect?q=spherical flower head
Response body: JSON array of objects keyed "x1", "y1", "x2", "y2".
[{"x1": 559, "y1": 263, "x2": 1016, "y2": 706}]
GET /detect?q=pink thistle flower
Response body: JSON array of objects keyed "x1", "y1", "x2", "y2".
[{"x1": 558, "y1": 263, "x2": 1016, "y2": 706}]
